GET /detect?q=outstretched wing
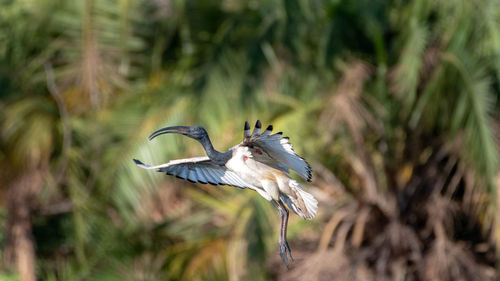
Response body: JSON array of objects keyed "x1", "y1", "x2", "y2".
[
  {"x1": 133, "y1": 156, "x2": 255, "y2": 189},
  {"x1": 243, "y1": 120, "x2": 312, "y2": 181}
]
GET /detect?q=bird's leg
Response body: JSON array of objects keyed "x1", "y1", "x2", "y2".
[
  {"x1": 273, "y1": 200, "x2": 294, "y2": 267},
  {"x1": 279, "y1": 202, "x2": 294, "y2": 266}
]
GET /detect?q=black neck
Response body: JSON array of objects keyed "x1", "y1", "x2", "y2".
[{"x1": 198, "y1": 135, "x2": 231, "y2": 165}]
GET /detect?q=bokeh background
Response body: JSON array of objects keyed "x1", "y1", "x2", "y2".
[{"x1": 1, "y1": 0, "x2": 500, "y2": 280}]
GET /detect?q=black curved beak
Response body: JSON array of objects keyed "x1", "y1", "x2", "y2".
[{"x1": 148, "y1": 126, "x2": 190, "y2": 141}]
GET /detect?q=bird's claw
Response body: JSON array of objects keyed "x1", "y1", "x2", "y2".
[{"x1": 279, "y1": 241, "x2": 294, "y2": 268}]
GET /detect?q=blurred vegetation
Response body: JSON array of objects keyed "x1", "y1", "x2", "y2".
[{"x1": 1, "y1": 0, "x2": 500, "y2": 280}]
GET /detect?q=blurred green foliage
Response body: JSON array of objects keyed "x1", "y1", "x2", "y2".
[{"x1": 1, "y1": 0, "x2": 500, "y2": 280}]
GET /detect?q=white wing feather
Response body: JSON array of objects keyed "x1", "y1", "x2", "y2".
[{"x1": 133, "y1": 157, "x2": 259, "y2": 190}]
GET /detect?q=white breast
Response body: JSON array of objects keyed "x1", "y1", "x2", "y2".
[{"x1": 226, "y1": 147, "x2": 260, "y2": 186}]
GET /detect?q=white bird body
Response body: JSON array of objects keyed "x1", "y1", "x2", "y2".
[
  {"x1": 226, "y1": 145, "x2": 316, "y2": 219},
  {"x1": 134, "y1": 120, "x2": 317, "y2": 267}
]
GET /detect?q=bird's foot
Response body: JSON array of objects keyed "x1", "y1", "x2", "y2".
[{"x1": 278, "y1": 240, "x2": 294, "y2": 268}]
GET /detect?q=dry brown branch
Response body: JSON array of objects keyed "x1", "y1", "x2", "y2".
[
  {"x1": 310, "y1": 160, "x2": 347, "y2": 197},
  {"x1": 332, "y1": 220, "x2": 353, "y2": 254},
  {"x1": 351, "y1": 206, "x2": 370, "y2": 248},
  {"x1": 4, "y1": 169, "x2": 46, "y2": 281},
  {"x1": 319, "y1": 61, "x2": 379, "y2": 202},
  {"x1": 45, "y1": 63, "x2": 72, "y2": 187},
  {"x1": 281, "y1": 250, "x2": 359, "y2": 281},
  {"x1": 317, "y1": 209, "x2": 350, "y2": 252},
  {"x1": 38, "y1": 200, "x2": 73, "y2": 216}
]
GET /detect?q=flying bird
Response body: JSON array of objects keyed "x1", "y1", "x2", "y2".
[{"x1": 133, "y1": 120, "x2": 317, "y2": 267}]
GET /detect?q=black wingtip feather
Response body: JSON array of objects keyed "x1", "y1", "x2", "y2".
[
  {"x1": 304, "y1": 160, "x2": 312, "y2": 181},
  {"x1": 266, "y1": 125, "x2": 273, "y2": 131},
  {"x1": 133, "y1": 159, "x2": 143, "y2": 165},
  {"x1": 244, "y1": 121, "x2": 250, "y2": 130},
  {"x1": 255, "y1": 120, "x2": 261, "y2": 129}
]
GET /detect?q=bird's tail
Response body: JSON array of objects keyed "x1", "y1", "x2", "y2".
[{"x1": 281, "y1": 181, "x2": 318, "y2": 220}]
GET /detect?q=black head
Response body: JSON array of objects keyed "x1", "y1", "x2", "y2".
[{"x1": 148, "y1": 125, "x2": 207, "y2": 141}]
